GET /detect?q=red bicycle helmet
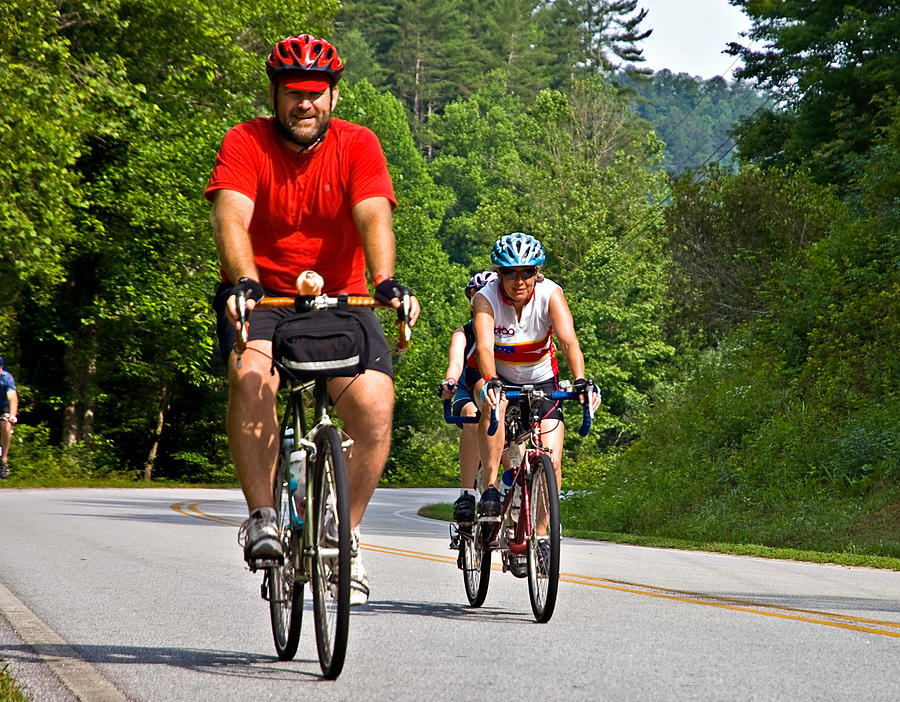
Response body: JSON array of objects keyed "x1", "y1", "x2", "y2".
[{"x1": 265, "y1": 34, "x2": 343, "y2": 86}]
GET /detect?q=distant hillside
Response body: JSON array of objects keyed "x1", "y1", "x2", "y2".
[{"x1": 625, "y1": 70, "x2": 766, "y2": 174}]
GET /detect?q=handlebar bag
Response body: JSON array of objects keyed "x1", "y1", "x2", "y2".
[{"x1": 274, "y1": 309, "x2": 368, "y2": 379}]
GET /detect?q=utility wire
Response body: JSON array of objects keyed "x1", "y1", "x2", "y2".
[
  {"x1": 593, "y1": 91, "x2": 777, "y2": 262},
  {"x1": 655, "y1": 54, "x2": 743, "y2": 146}
]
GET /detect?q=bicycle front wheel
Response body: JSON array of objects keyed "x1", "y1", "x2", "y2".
[
  {"x1": 526, "y1": 453, "x2": 560, "y2": 623},
  {"x1": 270, "y1": 449, "x2": 303, "y2": 660},
  {"x1": 311, "y1": 425, "x2": 351, "y2": 679},
  {"x1": 461, "y1": 525, "x2": 491, "y2": 607}
]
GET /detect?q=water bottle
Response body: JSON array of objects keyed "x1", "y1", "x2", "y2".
[
  {"x1": 282, "y1": 427, "x2": 294, "y2": 458},
  {"x1": 499, "y1": 469, "x2": 514, "y2": 501},
  {"x1": 289, "y1": 448, "x2": 307, "y2": 522}
]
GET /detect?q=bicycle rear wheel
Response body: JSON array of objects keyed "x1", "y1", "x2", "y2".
[
  {"x1": 526, "y1": 453, "x2": 560, "y2": 623},
  {"x1": 311, "y1": 425, "x2": 351, "y2": 679},
  {"x1": 269, "y1": 449, "x2": 304, "y2": 660},
  {"x1": 461, "y1": 525, "x2": 491, "y2": 606}
]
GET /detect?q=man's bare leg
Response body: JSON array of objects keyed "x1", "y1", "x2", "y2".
[
  {"x1": 226, "y1": 340, "x2": 281, "y2": 513},
  {"x1": 329, "y1": 370, "x2": 394, "y2": 530}
]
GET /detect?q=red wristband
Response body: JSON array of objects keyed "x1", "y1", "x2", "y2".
[
  {"x1": 373, "y1": 274, "x2": 392, "y2": 286},
  {"x1": 483, "y1": 374, "x2": 498, "y2": 382}
]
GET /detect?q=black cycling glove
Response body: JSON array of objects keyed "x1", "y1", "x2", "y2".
[
  {"x1": 229, "y1": 277, "x2": 265, "y2": 303},
  {"x1": 374, "y1": 277, "x2": 412, "y2": 305},
  {"x1": 573, "y1": 378, "x2": 594, "y2": 399},
  {"x1": 480, "y1": 377, "x2": 504, "y2": 403}
]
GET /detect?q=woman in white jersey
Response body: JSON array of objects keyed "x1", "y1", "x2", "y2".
[{"x1": 471, "y1": 233, "x2": 598, "y2": 519}]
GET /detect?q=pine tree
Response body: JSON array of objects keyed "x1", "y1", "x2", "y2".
[
  {"x1": 728, "y1": 0, "x2": 900, "y2": 185},
  {"x1": 536, "y1": 0, "x2": 652, "y2": 83}
]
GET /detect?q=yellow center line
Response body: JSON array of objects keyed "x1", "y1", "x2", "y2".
[
  {"x1": 561, "y1": 571, "x2": 900, "y2": 631},
  {"x1": 558, "y1": 574, "x2": 900, "y2": 637},
  {"x1": 174, "y1": 500, "x2": 900, "y2": 637},
  {"x1": 170, "y1": 500, "x2": 241, "y2": 526}
]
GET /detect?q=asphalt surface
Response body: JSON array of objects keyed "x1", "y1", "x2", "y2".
[{"x1": 0, "y1": 487, "x2": 898, "y2": 700}]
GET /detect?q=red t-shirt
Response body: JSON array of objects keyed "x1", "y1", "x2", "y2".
[{"x1": 205, "y1": 117, "x2": 396, "y2": 295}]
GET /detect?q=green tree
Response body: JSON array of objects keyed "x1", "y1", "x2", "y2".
[
  {"x1": 663, "y1": 165, "x2": 844, "y2": 346},
  {"x1": 729, "y1": 0, "x2": 900, "y2": 185},
  {"x1": 338, "y1": 0, "x2": 483, "y2": 127},
  {"x1": 4, "y1": 0, "x2": 339, "y2": 479},
  {"x1": 472, "y1": 0, "x2": 557, "y2": 98},
  {"x1": 427, "y1": 77, "x2": 672, "y2": 448},
  {"x1": 337, "y1": 79, "x2": 464, "y2": 482},
  {"x1": 535, "y1": 0, "x2": 652, "y2": 83},
  {"x1": 0, "y1": 1, "x2": 98, "y2": 334},
  {"x1": 627, "y1": 70, "x2": 766, "y2": 174}
]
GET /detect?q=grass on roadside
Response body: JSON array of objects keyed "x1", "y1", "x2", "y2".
[
  {"x1": 418, "y1": 503, "x2": 900, "y2": 571},
  {"x1": 0, "y1": 663, "x2": 29, "y2": 702},
  {"x1": 0, "y1": 476, "x2": 239, "y2": 490}
]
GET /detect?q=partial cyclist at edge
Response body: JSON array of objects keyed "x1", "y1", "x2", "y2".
[
  {"x1": 0, "y1": 356, "x2": 18, "y2": 479},
  {"x1": 472, "y1": 233, "x2": 599, "y2": 543},
  {"x1": 206, "y1": 33, "x2": 420, "y2": 605},
  {"x1": 438, "y1": 271, "x2": 496, "y2": 526}
]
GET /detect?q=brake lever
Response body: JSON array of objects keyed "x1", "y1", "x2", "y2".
[
  {"x1": 395, "y1": 292, "x2": 412, "y2": 353},
  {"x1": 236, "y1": 291, "x2": 247, "y2": 369}
]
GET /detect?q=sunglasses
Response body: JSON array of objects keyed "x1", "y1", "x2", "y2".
[{"x1": 499, "y1": 267, "x2": 538, "y2": 281}]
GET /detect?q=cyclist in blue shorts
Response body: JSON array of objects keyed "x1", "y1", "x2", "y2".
[
  {"x1": 438, "y1": 271, "x2": 495, "y2": 524},
  {"x1": 0, "y1": 356, "x2": 18, "y2": 479},
  {"x1": 471, "y1": 233, "x2": 599, "y2": 520}
]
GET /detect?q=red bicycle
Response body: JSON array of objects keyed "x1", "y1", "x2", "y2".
[{"x1": 444, "y1": 382, "x2": 594, "y2": 622}]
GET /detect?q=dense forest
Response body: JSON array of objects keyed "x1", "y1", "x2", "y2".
[{"x1": 2, "y1": 1, "x2": 897, "y2": 553}]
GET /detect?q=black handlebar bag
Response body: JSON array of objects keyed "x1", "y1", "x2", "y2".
[{"x1": 273, "y1": 309, "x2": 369, "y2": 380}]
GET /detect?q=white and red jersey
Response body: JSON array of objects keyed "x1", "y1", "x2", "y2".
[{"x1": 472, "y1": 276, "x2": 560, "y2": 384}]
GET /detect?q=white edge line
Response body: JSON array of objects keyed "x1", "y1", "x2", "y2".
[{"x1": 0, "y1": 580, "x2": 129, "y2": 701}]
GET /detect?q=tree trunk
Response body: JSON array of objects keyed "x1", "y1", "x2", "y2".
[
  {"x1": 62, "y1": 348, "x2": 97, "y2": 447},
  {"x1": 143, "y1": 384, "x2": 169, "y2": 482}
]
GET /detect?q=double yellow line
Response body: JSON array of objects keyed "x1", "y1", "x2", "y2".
[{"x1": 174, "y1": 500, "x2": 900, "y2": 639}]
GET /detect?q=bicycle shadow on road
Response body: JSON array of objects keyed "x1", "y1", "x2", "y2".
[
  {"x1": 0, "y1": 642, "x2": 325, "y2": 682},
  {"x1": 355, "y1": 598, "x2": 532, "y2": 624}
]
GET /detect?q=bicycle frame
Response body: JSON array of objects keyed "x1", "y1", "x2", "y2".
[
  {"x1": 443, "y1": 384, "x2": 591, "y2": 551},
  {"x1": 247, "y1": 288, "x2": 412, "y2": 676},
  {"x1": 280, "y1": 378, "x2": 347, "y2": 561},
  {"x1": 444, "y1": 381, "x2": 596, "y2": 621},
  {"x1": 485, "y1": 393, "x2": 546, "y2": 553}
]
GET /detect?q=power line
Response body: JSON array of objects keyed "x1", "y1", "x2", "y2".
[
  {"x1": 655, "y1": 54, "x2": 743, "y2": 146},
  {"x1": 593, "y1": 91, "x2": 777, "y2": 263}
]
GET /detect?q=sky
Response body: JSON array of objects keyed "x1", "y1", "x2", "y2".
[{"x1": 636, "y1": 0, "x2": 754, "y2": 79}]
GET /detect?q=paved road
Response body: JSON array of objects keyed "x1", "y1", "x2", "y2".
[{"x1": 0, "y1": 487, "x2": 898, "y2": 701}]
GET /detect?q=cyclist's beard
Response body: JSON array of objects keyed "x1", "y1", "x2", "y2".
[{"x1": 276, "y1": 111, "x2": 331, "y2": 151}]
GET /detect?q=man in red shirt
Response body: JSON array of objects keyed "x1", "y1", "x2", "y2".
[{"x1": 206, "y1": 34, "x2": 419, "y2": 604}]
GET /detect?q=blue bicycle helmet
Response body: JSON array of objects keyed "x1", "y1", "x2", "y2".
[
  {"x1": 465, "y1": 270, "x2": 496, "y2": 299},
  {"x1": 491, "y1": 232, "x2": 546, "y2": 267}
]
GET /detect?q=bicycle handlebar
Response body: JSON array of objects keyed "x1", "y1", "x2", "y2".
[
  {"x1": 502, "y1": 390, "x2": 593, "y2": 437},
  {"x1": 443, "y1": 386, "x2": 594, "y2": 437},
  {"x1": 239, "y1": 292, "x2": 411, "y2": 354},
  {"x1": 443, "y1": 399, "x2": 478, "y2": 425}
]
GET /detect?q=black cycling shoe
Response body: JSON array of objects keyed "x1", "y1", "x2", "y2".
[
  {"x1": 239, "y1": 510, "x2": 284, "y2": 569},
  {"x1": 453, "y1": 493, "x2": 476, "y2": 524},
  {"x1": 478, "y1": 487, "x2": 502, "y2": 518},
  {"x1": 507, "y1": 554, "x2": 527, "y2": 578}
]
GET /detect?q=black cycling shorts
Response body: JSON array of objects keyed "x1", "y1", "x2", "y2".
[{"x1": 212, "y1": 282, "x2": 393, "y2": 378}]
